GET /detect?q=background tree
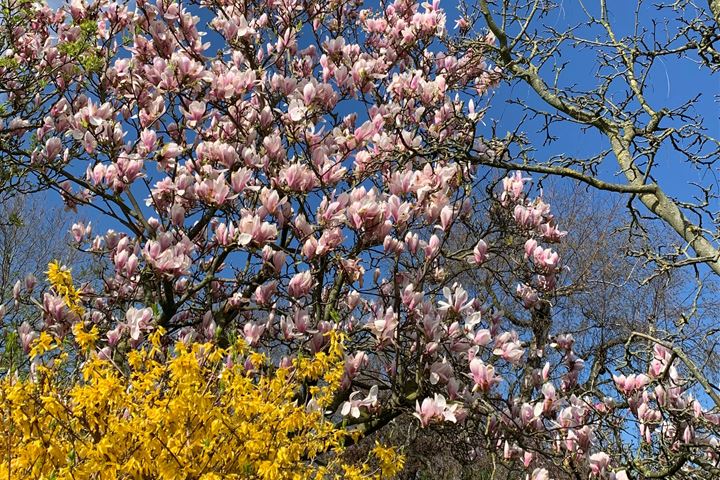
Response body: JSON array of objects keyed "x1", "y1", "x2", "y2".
[
  {"x1": 0, "y1": 194, "x2": 82, "y2": 371},
  {"x1": 452, "y1": 3, "x2": 720, "y2": 475},
  {"x1": 456, "y1": 0, "x2": 720, "y2": 275}
]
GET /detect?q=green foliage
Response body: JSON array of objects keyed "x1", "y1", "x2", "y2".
[
  {"x1": 57, "y1": 20, "x2": 103, "y2": 73},
  {"x1": 0, "y1": 331, "x2": 21, "y2": 372},
  {"x1": 0, "y1": 58, "x2": 19, "y2": 69},
  {"x1": 7, "y1": 212, "x2": 23, "y2": 228},
  {"x1": 79, "y1": 19, "x2": 97, "y2": 37}
]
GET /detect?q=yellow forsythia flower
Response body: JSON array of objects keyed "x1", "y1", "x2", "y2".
[
  {"x1": 72, "y1": 322, "x2": 99, "y2": 350},
  {"x1": 29, "y1": 331, "x2": 54, "y2": 358},
  {"x1": 0, "y1": 327, "x2": 403, "y2": 480},
  {"x1": 46, "y1": 260, "x2": 84, "y2": 316},
  {"x1": 372, "y1": 442, "x2": 406, "y2": 478}
]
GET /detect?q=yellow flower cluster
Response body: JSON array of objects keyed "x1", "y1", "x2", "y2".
[
  {"x1": 46, "y1": 260, "x2": 84, "y2": 316},
  {"x1": 1, "y1": 325, "x2": 404, "y2": 479}
]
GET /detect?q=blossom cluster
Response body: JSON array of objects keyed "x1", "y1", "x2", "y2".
[{"x1": 1, "y1": 323, "x2": 404, "y2": 479}]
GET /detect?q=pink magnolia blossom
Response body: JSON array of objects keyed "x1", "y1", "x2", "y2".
[
  {"x1": 472, "y1": 328, "x2": 492, "y2": 346},
  {"x1": 613, "y1": 373, "x2": 650, "y2": 396},
  {"x1": 288, "y1": 270, "x2": 315, "y2": 297},
  {"x1": 44, "y1": 137, "x2": 62, "y2": 160},
  {"x1": 424, "y1": 234, "x2": 441, "y2": 259},
  {"x1": 106, "y1": 326, "x2": 122, "y2": 347},
  {"x1": 143, "y1": 235, "x2": 193, "y2": 277},
  {"x1": 343, "y1": 351, "x2": 368, "y2": 389},
  {"x1": 18, "y1": 322, "x2": 38, "y2": 354},
  {"x1": 414, "y1": 393, "x2": 460, "y2": 427},
  {"x1": 369, "y1": 308, "x2": 398, "y2": 345},
  {"x1": 341, "y1": 385, "x2": 379, "y2": 418},
  {"x1": 516, "y1": 283, "x2": 539, "y2": 309},
  {"x1": 430, "y1": 358, "x2": 454, "y2": 385},
  {"x1": 236, "y1": 214, "x2": 278, "y2": 246},
  {"x1": 254, "y1": 281, "x2": 277, "y2": 306},
  {"x1": 588, "y1": 452, "x2": 611, "y2": 477},
  {"x1": 243, "y1": 322, "x2": 265, "y2": 346},
  {"x1": 493, "y1": 337, "x2": 524, "y2": 364},
  {"x1": 126, "y1": 307, "x2": 154, "y2": 341},
  {"x1": 438, "y1": 283, "x2": 473, "y2": 314},
  {"x1": 501, "y1": 171, "x2": 530, "y2": 205},
  {"x1": 181, "y1": 101, "x2": 206, "y2": 126},
  {"x1": 469, "y1": 358, "x2": 501, "y2": 393},
  {"x1": 469, "y1": 239, "x2": 488, "y2": 265},
  {"x1": 530, "y1": 468, "x2": 549, "y2": 480}
]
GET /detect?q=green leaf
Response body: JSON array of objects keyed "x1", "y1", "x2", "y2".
[{"x1": 8, "y1": 212, "x2": 23, "y2": 227}]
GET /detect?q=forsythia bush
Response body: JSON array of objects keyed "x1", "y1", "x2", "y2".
[{"x1": 0, "y1": 264, "x2": 403, "y2": 480}]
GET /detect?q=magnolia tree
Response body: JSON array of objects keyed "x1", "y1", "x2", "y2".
[{"x1": 2, "y1": 0, "x2": 720, "y2": 478}]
